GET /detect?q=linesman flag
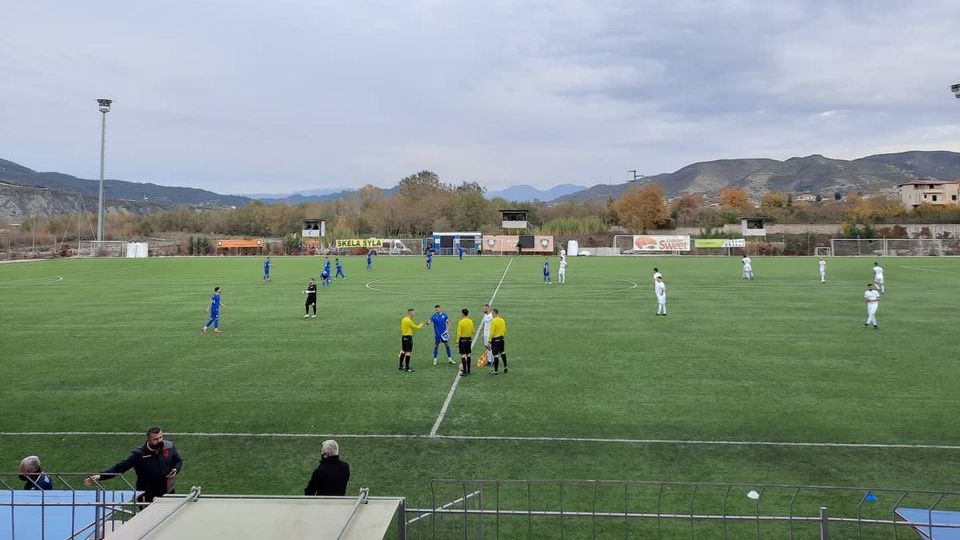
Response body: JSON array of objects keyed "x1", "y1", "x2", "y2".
[{"x1": 477, "y1": 350, "x2": 488, "y2": 368}]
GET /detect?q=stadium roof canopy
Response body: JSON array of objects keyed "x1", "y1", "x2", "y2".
[{"x1": 110, "y1": 490, "x2": 403, "y2": 540}]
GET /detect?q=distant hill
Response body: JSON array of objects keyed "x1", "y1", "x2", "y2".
[
  {"x1": 0, "y1": 158, "x2": 251, "y2": 209},
  {"x1": 0, "y1": 181, "x2": 171, "y2": 221},
  {"x1": 242, "y1": 187, "x2": 350, "y2": 200},
  {"x1": 486, "y1": 183, "x2": 587, "y2": 202},
  {"x1": 255, "y1": 186, "x2": 399, "y2": 204},
  {"x1": 554, "y1": 151, "x2": 960, "y2": 202}
]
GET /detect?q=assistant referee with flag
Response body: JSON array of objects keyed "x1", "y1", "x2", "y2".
[{"x1": 489, "y1": 308, "x2": 507, "y2": 375}]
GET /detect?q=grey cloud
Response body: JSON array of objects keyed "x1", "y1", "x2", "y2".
[{"x1": 0, "y1": 0, "x2": 958, "y2": 193}]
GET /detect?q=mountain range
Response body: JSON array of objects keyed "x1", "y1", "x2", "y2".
[
  {"x1": 555, "y1": 151, "x2": 960, "y2": 202},
  {"x1": 0, "y1": 158, "x2": 250, "y2": 209},
  {"x1": 2, "y1": 150, "x2": 959, "y2": 219}
]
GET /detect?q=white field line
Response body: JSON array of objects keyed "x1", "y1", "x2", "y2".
[
  {"x1": 5, "y1": 431, "x2": 960, "y2": 451},
  {"x1": 429, "y1": 257, "x2": 514, "y2": 437},
  {"x1": 406, "y1": 490, "x2": 481, "y2": 525}
]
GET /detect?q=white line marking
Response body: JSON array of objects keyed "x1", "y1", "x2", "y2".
[
  {"x1": 3, "y1": 431, "x2": 960, "y2": 450},
  {"x1": 429, "y1": 257, "x2": 513, "y2": 437},
  {"x1": 407, "y1": 490, "x2": 481, "y2": 524}
]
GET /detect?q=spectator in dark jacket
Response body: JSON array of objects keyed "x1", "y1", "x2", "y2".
[
  {"x1": 19, "y1": 455, "x2": 53, "y2": 490},
  {"x1": 84, "y1": 427, "x2": 182, "y2": 502},
  {"x1": 304, "y1": 439, "x2": 350, "y2": 496}
]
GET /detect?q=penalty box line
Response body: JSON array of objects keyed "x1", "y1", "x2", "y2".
[
  {"x1": 3, "y1": 431, "x2": 960, "y2": 450},
  {"x1": 429, "y1": 257, "x2": 514, "y2": 437}
]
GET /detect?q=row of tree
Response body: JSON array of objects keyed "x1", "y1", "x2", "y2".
[{"x1": 6, "y1": 171, "x2": 960, "y2": 250}]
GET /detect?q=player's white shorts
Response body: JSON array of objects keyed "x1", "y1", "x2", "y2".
[{"x1": 656, "y1": 294, "x2": 666, "y2": 304}]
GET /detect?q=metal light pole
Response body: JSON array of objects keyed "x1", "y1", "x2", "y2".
[{"x1": 96, "y1": 98, "x2": 112, "y2": 243}]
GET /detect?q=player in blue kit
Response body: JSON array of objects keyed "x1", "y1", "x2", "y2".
[
  {"x1": 543, "y1": 258, "x2": 552, "y2": 284},
  {"x1": 320, "y1": 268, "x2": 331, "y2": 287},
  {"x1": 367, "y1": 251, "x2": 373, "y2": 271},
  {"x1": 335, "y1": 258, "x2": 345, "y2": 279},
  {"x1": 262, "y1": 256, "x2": 271, "y2": 283},
  {"x1": 430, "y1": 304, "x2": 454, "y2": 366},
  {"x1": 457, "y1": 245, "x2": 464, "y2": 261},
  {"x1": 426, "y1": 249, "x2": 433, "y2": 271},
  {"x1": 323, "y1": 257, "x2": 331, "y2": 276},
  {"x1": 202, "y1": 287, "x2": 223, "y2": 333}
]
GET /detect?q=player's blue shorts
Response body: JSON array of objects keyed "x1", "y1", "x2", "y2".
[
  {"x1": 435, "y1": 332, "x2": 449, "y2": 344},
  {"x1": 210, "y1": 310, "x2": 220, "y2": 319}
]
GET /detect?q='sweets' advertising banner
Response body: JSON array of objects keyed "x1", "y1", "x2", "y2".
[{"x1": 632, "y1": 235, "x2": 691, "y2": 252}]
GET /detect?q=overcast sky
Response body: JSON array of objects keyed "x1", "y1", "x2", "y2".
[{"x1": 2, "y1": 0, "x2": 959, "y2": 194}]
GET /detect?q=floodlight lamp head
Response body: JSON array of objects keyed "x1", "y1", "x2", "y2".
[
  {"x1": 951, "y1": 83, "x2": 960, "y2": 93},
  {"x1": 97, "y1": 98, "x2": 112, "y2": 113}
]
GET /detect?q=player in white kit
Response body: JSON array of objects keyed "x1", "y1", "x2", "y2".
[
  {"x1": 654, "y1": 276, "x2": 667, "y2": 316},
  {"x1": 818, "y1": 258, "x2": 826, "y2": 283},
  {"x1": 741, "y1": 256, "x2": 753, "y2": 280},
  {"x1": 864, "y1": 283, "x2": 880, "y2": 329},
  {"x1": 480, "y1": 303, "x2": 494, "y2": 356},
  {"x1": 558, "y1": 257, "x2": 567, "y2": 284},
  {"x1": 872, "y1": 262, "x2": 885, "y2": 294}
]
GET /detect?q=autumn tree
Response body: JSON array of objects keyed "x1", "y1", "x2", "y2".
[
  {"x1": 719, "y1": 188, "x2": 753, "y2": 212},
  {"x1": 760, "y1": 192, "x2": 787, "y2": 210},
  {"x1": 614, "y1": 183, "x2": 668, "y2": 233}
]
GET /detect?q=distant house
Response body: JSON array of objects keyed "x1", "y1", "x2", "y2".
[
  {"x1": 896, "y1": 179, "x2": 960, "y2": 210},
  {"x1": 794, "y1": 193, "x2": 818, "y2": 203}
]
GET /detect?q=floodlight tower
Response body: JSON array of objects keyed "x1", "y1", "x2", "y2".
[
  {"x1": 96, "y1": 98, "x2": 112, "y2": 242},
  {"x1": 628, "y1": 170, "x2": 646, "y2": 183},
  {"x1": 952, "y1": 83, "x2": 960, "y2": 100}
]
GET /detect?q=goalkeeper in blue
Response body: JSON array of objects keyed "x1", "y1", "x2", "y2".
[
  {"x1": 430, "y1": 304, "x2": 454, "y2": 366},
  {"x1": 426, "y1": 249, "x2": 433, "y2": 271}
]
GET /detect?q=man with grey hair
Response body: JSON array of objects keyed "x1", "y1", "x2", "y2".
[
  {"x1": 19, "y1": 455, "x2": 53, "y2": 490},
  {"x1": 304, "y1": 439, "x2": 351, "y2": 496}
]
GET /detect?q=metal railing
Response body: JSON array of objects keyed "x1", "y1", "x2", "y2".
[
  {"x1": 400, "y1": 479, "x2": 960, "y2": 539},
  {"x1": 1, "y1": 472, "x2": 144, "y2": 540}
]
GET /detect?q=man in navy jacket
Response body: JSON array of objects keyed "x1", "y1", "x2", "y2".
[{"x1": 85, "y1": 427, "x2": 182, "y2": 502}]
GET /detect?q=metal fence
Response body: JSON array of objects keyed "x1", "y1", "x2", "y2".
[
  {"x1": 831, "y1": 238, "x2": 960, "y2": 256},
  {"x1": 400, "y1": 479, "x2": 960, "y2": 539},
  {"x1": 0, "y1": 472, "x2": 144, "y2": 540}
]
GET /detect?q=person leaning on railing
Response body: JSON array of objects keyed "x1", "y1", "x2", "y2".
[
  {"x1": 18, "y1": 455, "x2": 53, "y2": 490},
  {"x1": 83, "y1": 426, "x2": 182, "y2": 502}
]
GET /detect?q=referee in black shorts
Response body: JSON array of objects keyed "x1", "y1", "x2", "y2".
[
  {"x1": 489, "y1": 308, "x2": 507, "y2": 374},
  {"x1": 456, "y1": 308, "x2": 475, "y2": 376},
  {"x1": 304, "y1": 278, "x2": 318, "y2": 318},
  {"x1": 399, "y1": 308, "x2": 426, "y2": 372}
]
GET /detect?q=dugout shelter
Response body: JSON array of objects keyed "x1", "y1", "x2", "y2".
[
  {"x1": 429, "y1": 232, "x2": 481, "y2": 255},
  {"x1": 216, "y1": 238, "x2": 264, "y2": 255},
  {"x1": 110, "y1": 488, "x2": 404, "y2": 539}
]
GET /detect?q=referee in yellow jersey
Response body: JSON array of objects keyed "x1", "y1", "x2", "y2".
[
  {"x1": 489, "y1": 308, "x2": 507, "y2": 375},
  {"x1": 398, "y1": 308, "x2": 427, "y2": 372},
  {"x1": 456, "y1": 308, "x2": 475, "y2": 377}
]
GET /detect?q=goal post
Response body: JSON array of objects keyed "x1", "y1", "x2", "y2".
[
  {"x1": 78, "y1": 240, "x2": 127, "y2": 257},
  {"x1": 830, "y1": 238, "x2": 945, "y2": 257},
  {"x1": 814, "y1": 246, "x2": 832, "y2": 257}
]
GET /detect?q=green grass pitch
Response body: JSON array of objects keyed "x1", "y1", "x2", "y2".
[{"x1": 1, "y1": 254, "x2": 959, "y2": 534}]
